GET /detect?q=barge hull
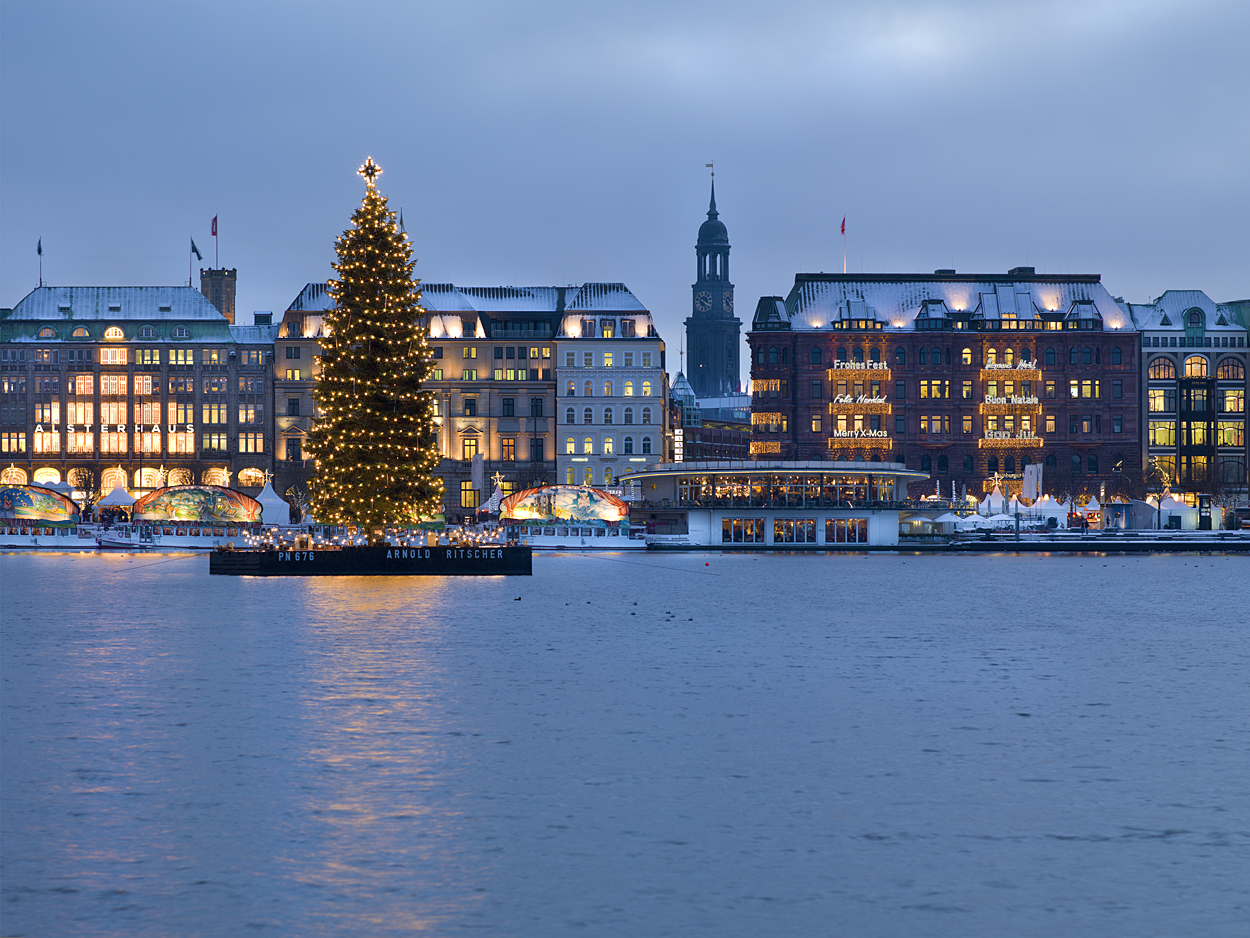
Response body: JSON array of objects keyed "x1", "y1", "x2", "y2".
[{"x1": 209, "y1": 545, "x2": 532, "y2": 576}]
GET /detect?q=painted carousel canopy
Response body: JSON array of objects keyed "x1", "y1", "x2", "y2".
[
  {"x1": 0, "y1": 485, "x2": 80, "y2": 523},
  {"x1": 132, "y1": 485, "x2": 262, "y2": 524},
  {"x1": 500, "y1": 485, "x2": 629, "y2": 523}
]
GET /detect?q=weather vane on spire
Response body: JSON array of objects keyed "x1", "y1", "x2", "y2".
[
  {"x1": 706, "y1": 161, "x2": 714, "y2": 178},
  {"x1": 358, "y1": 157, "x2": 382, "y2": 188}
]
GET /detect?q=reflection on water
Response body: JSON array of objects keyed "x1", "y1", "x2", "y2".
[{"x1": 3, "y1": 551, "x2": 1249, "y2": 937}]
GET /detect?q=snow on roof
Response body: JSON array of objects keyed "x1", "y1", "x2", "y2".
[
  {"x1": 1127, "y1": 289, "x2": 1247, "y2": 332},
  {"x1": 8, "y1": 286, "x2": 225, "y2": 321},
  {"x1": 772, "y1": 273, "x2": 1127, "y2": 332},
  {"x1": 286, "y1": 282, "x2": 335, "y2": 312},
  {"x1": 418, "y1": 283, "x2": 647, "y2": 314},
  {"x1": 565, "y1": 283, "x2": 646, "y2": 312},
  {"x1": 230, "y1": 324, "x2": 279, "y2": 344}
]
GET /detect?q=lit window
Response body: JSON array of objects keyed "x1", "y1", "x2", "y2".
[
  {"x1": 566, "y1": 467, "x2": 575, "y2": 483},
  {"x1": 584, "y1": 380, "x2": 593, "y2": 397},
  {"x1": 641, "y1": 381, "x2": 651, "y2": 396},
  {"x1": 583, "y1": 466, "x2": 594, "y2": 485},
  {"x1": 72, "y1": 326, "x2": 91, "y2": 339},
  {"x1": 583, "y1": 437, "x2": 594, "y2": 454},
  {"x1": 961, "y1": 348, "x2": 972, "y2": 365},
  {"x1": 462, "y1": 437, "x2": 478, "y2": 460},
  {"x1": 624, "y1": 381, "x2": 634, "y2": 396},
  {"x1": 604, "y1": 381, "x2": 613, "y2": 397},
  {"x1": 603, "y1": 352, "x2": 614, "y2": 368},
  {"x1": 103, "y1": 326, "x2": 125, "y2": 340},
  {"x1": 603, "y1": 437, "x2": 614, "y2": 454},
  {"x1": 566, "y1": 437, "x2": 575, "y2": 454}
]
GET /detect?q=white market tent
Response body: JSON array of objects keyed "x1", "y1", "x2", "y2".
[
  {"x1": 255, "y1": 482, "x2": 293, "y2": 526},
  {"x1": 96, "y1": 483, "x2": 136, "y2": 507},
  {"x1": 1083, "y1": 496, "x2": 1101, "y2": 515},
  {"x1": 932, "y1": 512, "x2": 962, "y2": 524},
  {"x1": 979, "y1": 486, "x2": 1007, "y2": 515}
]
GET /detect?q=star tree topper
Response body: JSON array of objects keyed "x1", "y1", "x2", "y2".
[{"x1": 357, "y1": 157, "x2": 382, "y2": 188}]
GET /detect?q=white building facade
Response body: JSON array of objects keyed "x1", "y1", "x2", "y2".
[{"x1": 554, "y1": 285, "x2": 669, "y2": 489}]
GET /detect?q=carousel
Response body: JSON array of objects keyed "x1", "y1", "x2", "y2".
[
  {"x1": 500, "y1": 485, "x2": 644, "y2": 550},
  {"x1": 96, "y1": 485, "x2": 264, "y2": 551}
]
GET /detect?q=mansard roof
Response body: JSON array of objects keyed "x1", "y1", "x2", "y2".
[
  {"x1": 753, "y1": 270, "x2": 1130, "y2": 332},
  {"x1": 7, "y1": 285, "x2": 225, "y2": 321},
  {"x1": 1124, "y1": 289, "x2": 1248, "y2": 332}
]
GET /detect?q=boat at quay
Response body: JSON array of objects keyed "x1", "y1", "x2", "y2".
[
  {"x1": 209, "y1": 543, "x2": 532, "y2": 576},
  {"x1": 500, "y1": 484, "x2": 646, "y2": 550}
]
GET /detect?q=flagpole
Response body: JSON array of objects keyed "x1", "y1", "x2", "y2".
[{"x1": 842, "y1": 216, "x2": 847, "y2": 274}]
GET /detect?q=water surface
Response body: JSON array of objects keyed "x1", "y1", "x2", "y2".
[{"x1": 3, "y1": 551, "x2": 1248, "y2": 936}]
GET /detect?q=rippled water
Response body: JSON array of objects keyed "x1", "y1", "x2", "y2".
[{"x1": 2, "y1": 550, "x2": 1248, "y2": 936}]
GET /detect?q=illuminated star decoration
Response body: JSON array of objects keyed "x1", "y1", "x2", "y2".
[{"x1": 357, "y1": 157, "x2": 382, "y2": 188}]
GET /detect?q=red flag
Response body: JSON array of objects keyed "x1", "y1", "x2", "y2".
[
  {"x1": 841, "y1": 216, "x2": 846, "y2": 235},
  {"x1": 211, "y1": 216, "x2": 217, "y2": 237}
]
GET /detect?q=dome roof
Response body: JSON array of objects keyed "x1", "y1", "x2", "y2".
[{"x1": 696, "y1": 180, "x2": 729, "y2": 246}]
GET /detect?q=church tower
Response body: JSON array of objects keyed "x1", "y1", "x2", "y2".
[{"x1": 685, "y1": 180, "x2": 741, "y2": 398}]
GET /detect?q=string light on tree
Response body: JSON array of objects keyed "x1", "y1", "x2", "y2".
[{"x1": 306, "y1": 157, "x2": 444, "y2": 538}]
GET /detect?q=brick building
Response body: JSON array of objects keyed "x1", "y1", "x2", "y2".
[{"x1": 748, "y1": 269, "x2": 1142, "y2": 499}]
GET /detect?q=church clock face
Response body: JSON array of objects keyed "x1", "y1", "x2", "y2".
[
  {"x1": 694, "y1": 291, "x2": 713, "y2": 312},
  {"x1": 722, "y1": 291, "x2": 734, "y2": 313}
]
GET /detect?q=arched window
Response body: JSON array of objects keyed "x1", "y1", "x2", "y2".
[
  {"x1": 757, "y1": 348, "x2": 765, "y2": 364},
  {"x1": 1021, "y1": 348, "x2": 1031, "y2": 362},
  {"x1": 137, "y1": 325, "x2": 156, "y2": 339},
  {"x1": 566, "y1": 466, "x2": 576, "y2": 484},
  {"x1": 236, "y1": 468, "x2": 265, "y2": 488},
  {"x1": 565, "y1": 407, "x2": 575, "y2": 425},
  {"x1": 641, "y1": 436, "x2": 652, "y2": 454},
  {"x1": 937, "y1": 455, "x2": 948, "y2": 473},
  {"x1": 1088, "y1": 455, "x2": 1098, "y2": 474},
  {"x1": 1148, "y1": 358, "x2": 1176, "y2": 380},
  {"x1": 584, "y1": 380, "x2": 593, "y2": 397},
  {"x1": 781, "y1": 347, "x2": 788, "y2": 364},
  {"x1": 962, "y1": 455, "x2": 974, "y2": 473},
  {"x1": 604, "y1": 467, "x2": 614, "y2": 485},
  {"x1": 172, "y1": 325, "x2": 190, "y2": 339},
  {"x1": 931, "y1": 348, "x2": 941, "y2": 365},
  {"x1": 987, "y1": 456, "x2": 999, "y2": 473},
  {"x1": 584, "y1": 407, "x2": 593, "y2": 425},
  {"x1": 102, "y1": 467, "x2": 128, "y2": 489},
  {"x1": 919, "y1": 348, "x2": 927, "y2": 365},
  {"x1": 565, "y1": 381, "x2": 576, "y2": 397},
  {"x1": 1082, "y1": 347, "x2": 1092, "y2": 365},
  {"x1": 624, "y1": 407, "x2": 634, "y2": 424},
  {"x1": 624, "y1": 381, "x2": 634, "y2": 396},
  {"x1": 72, "y1": 326, "x2": 90, "y2": 339},
  {"x1": 37, "y1": 327, "x2": 56, "y2": 339},
  {"x1": 1045, "y1": 347, "x2": 1055, "y2": 365},
  {"x1": 583, "y1": 437, "x2": 594, "y2": 454},
  {"x1": 769, "y1": 347, "x2": 778, "y2": 364},
  {"x1": 837, "y1": 348, "x2": 848, "y2": 363},
  {"x1": 603, "y1": 437, "x2": 614, "y2": 455},
  {"x1": 0, "y1": 467, "x2": 28, "y2": 484},
  {"x1": 895, "y1": 347, "x2": 906, "y2": 366},
  {"x1": 103, "y1": 326, "x2": 124, "y2": 340},
  {"x1": 986, "y1": 348, "x2": 997, "y2": 365},
  {"x1": 1045, "y1": 454, "x2": 1056, "y2": 469},
  {"x1": 603, "y1": 408, "x2": 613, "y2": 425},
  {"x1": 1217, "y1": 359, "x2": 1245, "y2": 380},
  {"x1": 33, "y1": 467, "x2": 61, "y2": 485},
  {"x1": 869, "y1": 348, "x2": 881, "y2": 362},
  {"x1": 642, "y1": 407, "x2": 652, "y2": 424},
  {"x1": 1111, "y1": 347, "x2": 1121, "y2": 365},
  {"x1": 583, "y1": 466, "x2": 594, "y2": 486},
  {"x1": 168, "y1": 468, "x2": 192, "y2": 486},
  {"x1": 1004, "y1": 456, "x2": 1014, "y2": 472},
  {"x1": 853, "y1": 348, "x2": 864, "y2": 362},
  {"x1": 623, "y1": 436, "x2": 634, "y2": 454},
  {"x1": 920, "y1": 454, "x2": 931, "y2": 472},
  {"x1": 641, "y1": 381, "x2": 652, "y2": 397},
  {"x1": 1071, "y1": 455, "x2": 1082, "y2": 474},
  {"x1": 1004, "y1": 348, "x2": 1015, "y2": 366},
  {"x1": 1184, "y1": 355, "x2": 1208, "y2": 378},
  {"x1": 565, "y1": 437, "x2": 575, "y2": 454},
  {"x1": 811, "y1": 347, "x2": 822, "y2": 365},
  {"x1": 1068, "y1": 347, "x2": 1077, "y2": 365},
  {"x1": 603, "y1": 381, "x2": 613, "y2": 397},
  {"x1": 961, "y1": 348, "x2": 972, "y2": 365}
]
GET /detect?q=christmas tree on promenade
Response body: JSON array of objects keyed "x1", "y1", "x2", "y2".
[{"x1": 307, "y1": 157, "x2": 443, "y2": 535}]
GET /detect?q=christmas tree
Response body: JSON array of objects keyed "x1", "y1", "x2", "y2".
[{"x1": 307, "y1": 158, "x2": 443, "y2": 535}]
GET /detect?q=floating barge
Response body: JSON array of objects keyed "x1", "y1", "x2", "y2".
[{"x1": 209, "y1": 544, "x2": 532, "y2": 576}]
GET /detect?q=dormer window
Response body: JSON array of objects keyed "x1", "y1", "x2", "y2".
[
  {"x1": 38, "y1": 327, "x2": 57, "y2": 339},
  {"x1": 172, "y1": 325, "x2": 190, "y2": 339},
  {"x1": 58, "y1": 304, "x2": 72, "y2": 313},
  {"x1": 72, "y1": 326, "x2": 90, "y2": 339},
  {"x1": 159, "y1": 304, "x2": 172, "y2": 313},
  {"x1": 580, "y1": 319, "x2": 596, "y2": 338},
  {"x1": 600, "y1": 319, "x2": 615, "y2": 338},
  {"x1": 137, "y1": 325, "x2": 157, "y2": 339},
  {"x1": 108, "y1": 303, "x2": 122, "y2": 313},
  {"x1": 103, "y1": 326, "x2": 125, "y2": 340},
  {"x1": 621, "y1": 319, "x2": 636, "y2": 338}
]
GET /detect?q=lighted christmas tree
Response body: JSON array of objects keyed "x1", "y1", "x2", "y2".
[{"x1": 307, "y1": 157, "x2": 443, "y2": 535}]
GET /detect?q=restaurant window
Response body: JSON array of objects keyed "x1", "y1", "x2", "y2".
[
  {"x1": 825, "y1": 518, "x2": 868, "y2": 544},
  {"x1": 774, "y1": 519, "x2": 816, "y2": 543},
  {"x1": 722, "y1": 518, "x2": 766, "y2": 543}
]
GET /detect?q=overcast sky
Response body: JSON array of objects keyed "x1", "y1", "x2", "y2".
[{"x1": 3, "y1": 0, "x2": 1247, "y2": 353}]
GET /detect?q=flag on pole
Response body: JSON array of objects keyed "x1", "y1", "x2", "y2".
[
  {"x1": 37, "y1": 238, "x2": 42, "y2": 256},
  {"x1": 841, "y1": 216, "x2": 846, "y2": 235},
  {"x1": 211, "y1": 216, "x2": 217, "y2": 237},
  {"x1": 190, "y1": 238, "x2": 202, "y2": 261}
]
